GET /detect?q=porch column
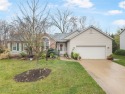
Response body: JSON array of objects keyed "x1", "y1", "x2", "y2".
[{"x1": 65, "y1": 42, "x2": 67, "y2": 52}]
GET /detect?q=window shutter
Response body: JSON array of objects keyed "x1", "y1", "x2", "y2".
[{"x1": 17, "y1": 43, "x2": 19, "y2": 51}]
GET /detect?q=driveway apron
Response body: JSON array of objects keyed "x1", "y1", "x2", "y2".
[{"x1": 79, "y1": 60, "x2": 125, "y2": 94}]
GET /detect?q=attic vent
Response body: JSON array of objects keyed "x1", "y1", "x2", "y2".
[{"x1": 89, "y1": 29, "x2": 93, "y2": 34}]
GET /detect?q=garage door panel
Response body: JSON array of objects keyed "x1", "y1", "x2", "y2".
[{"x1": 76, "y1": 46, "x2": 106, "y2": 59}]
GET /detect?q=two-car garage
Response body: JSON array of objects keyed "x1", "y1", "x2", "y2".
[
  {"x1": 76, "y1": 46, "x2": 106, "y2": 59},
  {"x1": 67, "y1": 26, "x2": 112, "y2": 59}
]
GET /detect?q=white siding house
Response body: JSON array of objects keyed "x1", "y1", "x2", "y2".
[
  {"x1": 120, "y1": 30, "x2": 125, "y2": 50},
  {"x1": 66, "y1": 26, "x2": 112, "y2": 59}
]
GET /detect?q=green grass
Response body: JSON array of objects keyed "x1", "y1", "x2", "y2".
[
  {"x1": 0, "y1": 59, "x2": 105, "y2": 94},
  {"x1": 113, "y1": 54, "x2": 125, "y2": 66}
]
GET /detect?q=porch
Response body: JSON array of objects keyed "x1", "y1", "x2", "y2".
[{"x1": 56, "y1": 42, "x2": 67, "y2": 56}]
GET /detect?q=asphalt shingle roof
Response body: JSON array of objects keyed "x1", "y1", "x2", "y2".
[{"x1": 52, "y1": 33, "x2": 69, "y2": 42}]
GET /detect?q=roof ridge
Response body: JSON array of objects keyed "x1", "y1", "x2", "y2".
[{"x1": 70, "y1": 25, "x2": 113, "y2": 40}]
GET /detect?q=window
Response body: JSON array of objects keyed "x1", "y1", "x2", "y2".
[
  {"x1": 12, "y1": 43, "x2": 20, "y2": 51},
  {"x1": 60, "y1": 44, "x2": 63, "y2": 51},
  {"x1": 43, "y1": 38, "x2": 49, "y2": 50},
  {"x1": 12, "y1": 43, "x2": 17, "y2": 51}
]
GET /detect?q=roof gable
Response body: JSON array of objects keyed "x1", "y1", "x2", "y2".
[
  {"x1": 120, "y1": 29, "x2": 125, "y2": 35},
  {"x1": 42, "y1": 33, "x2": 56, "y2": 41},
  {"x1": 70, "y1": 26, "x2": 113, "y2": 40}
]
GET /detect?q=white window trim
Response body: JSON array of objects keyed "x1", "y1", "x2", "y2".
[
  {"x1": 42, "y1": 36, "x2": 50, "y2": 50},
  {"x1": 12, "y1": 43, "x2": 17, "y2": 51}
]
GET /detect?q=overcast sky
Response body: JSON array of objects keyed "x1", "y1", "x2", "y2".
[{"x1": 0, "y1": 0, "x2": 125, "y2": 33}]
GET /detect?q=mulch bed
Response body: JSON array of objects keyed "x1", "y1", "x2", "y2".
[{"x1": 14, "y1": 68, "x2": 51, "y2": 82}]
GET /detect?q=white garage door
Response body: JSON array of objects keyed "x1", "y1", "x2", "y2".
[{"x1": 76, "y1": 46, "x2": 106, "y2": 59}]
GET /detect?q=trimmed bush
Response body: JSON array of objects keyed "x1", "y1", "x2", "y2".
[
  {"x1": 50, "y1": 53, "x2": 55, "y2": 58},
  {"x1": 115, "y1": 49, "x2": 125, "y2": 56},
  {"x1": 20, "y1": 52, "x2": 27, "y2": 57},
  {"x1": 73, "y1": 53, "x2": 79, "y2": 60},
  {"x1": 0, "y1": 49, "x2": 9, "y2": 59},
  {"x1": 46, "y1": 48, "x2": 59, "y2": 57},
  {"x1": 41, "y1": 53, "x2": 46, "y2": 59},
  {"x1": 0, "y1": 48, "x2": 5, "y2": 54},
  {"x1": 71, "y1": 52, "x2": 80, "y2": 60}
]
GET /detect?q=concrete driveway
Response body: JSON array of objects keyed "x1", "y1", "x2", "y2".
[{"x1": 79, "y1": 60, "x2": 125, "y2": 94}]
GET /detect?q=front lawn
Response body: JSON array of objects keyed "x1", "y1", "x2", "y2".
[
  {"x1": 0, "y1": 59, "x2": 105, "y2": 94},
  {"x1": 113, "y1": 54, "x2": 125, "y2": 66}
]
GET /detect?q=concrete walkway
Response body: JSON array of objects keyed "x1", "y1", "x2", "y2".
[{"x1": 79, "y1": 60, "x2": 125, "y2": 94}]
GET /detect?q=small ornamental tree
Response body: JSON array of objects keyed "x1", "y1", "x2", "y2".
[{"x1": 13, "y1": 0, "x2": 50, "y2": 63}]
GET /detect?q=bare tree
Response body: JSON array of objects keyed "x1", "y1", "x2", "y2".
[
  {"x1": 0, "y1": 20, "x2": 10, "y2": 48},
  {"x1": 79, "y1": 16, "x2": 86, "y2": 30},
  {"x1": 51, "y1": 9, "x2": 72, "y2": 33},
  {"x1": 13, "y1": 0, "x2": 50, "y2": 63},
  {"x1": 70, "y1": 16, "x2": 78, "y2": 31},
  {"x1": 51, "y1": 9, "x2": 87, "y2": 33},
  {"x1": 69, "y1": 16, "x2": 86, "y2": 32}
]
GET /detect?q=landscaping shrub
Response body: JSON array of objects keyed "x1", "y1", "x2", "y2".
[
  {"x1": 46, "y1": 48, "x2": 59, "y2": 57},
  {"x1": 107, "y1": 54, "x2": 113, "y2": 60},
  {"x1": 64, "y1": 53, "x2": 68, "y2": 58},
  {"x1": 20, "y1": 52, "x2": 27, "y2": 57},
  {"x1": 73, "y1": 53, "x2": 79, "y2": 60},
  {"x1": 71, "y1": 52, "x2": 80, "y2": 60},
  {"x1": 50, "y1": 53, "x2": 55, "y2": 58},
  {"x1": 41, "y1": 53, "x2": 46, "y2": 59},
  {"x1": 0, "y1": 48, "x2": 5, "y2": 54},
  {"x1": 0, "y1": 49, "x2": 9, "y2": 59},
  {"x1": 0, "y1": 53, "x2": 9, "y2": 59},
  {"x1": 115, "y1": 49, "x2": 125, "y2": 56}
]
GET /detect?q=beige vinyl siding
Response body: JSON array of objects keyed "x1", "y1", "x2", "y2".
[
  {"x1": 120, "y1": 31, "x2": 125, "y2": 50},
  {"x1": 7, "y1": 43, "x2": 11, "y2": 51},
  {"x1": 67, "y1": 41, "x2": 70, "y2": 55},
  {"x1": 68, "y1": 28, "x2": 112, "y2": 58}
]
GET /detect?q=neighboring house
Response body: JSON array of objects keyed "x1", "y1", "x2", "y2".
[
  {"x1": 7, "y1": 26, "x2": 112, "y2": 59},
  {"x1": 120, "y1": 29, "x2": 125, "y2": 50}
]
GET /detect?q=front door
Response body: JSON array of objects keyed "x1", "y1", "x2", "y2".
[{"x1": 57, "y1": 43, "x2": 66, "y2": 55}]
